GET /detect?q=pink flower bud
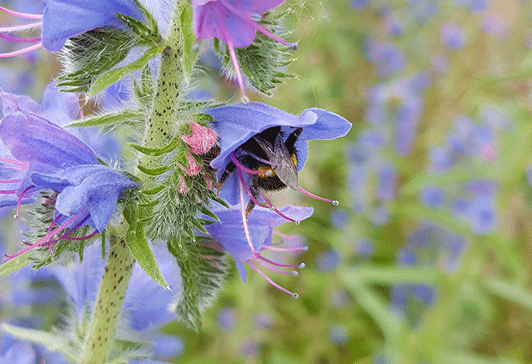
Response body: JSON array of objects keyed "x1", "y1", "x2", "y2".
[{"x1": 182, "y1": 122, "x2": 217, "y2": 155}]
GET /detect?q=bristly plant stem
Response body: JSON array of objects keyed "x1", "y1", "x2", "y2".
[
  {"x1": 139, "y1": 0, "x2": 185, "y2": 186},
  {"x1": 80, "y1": 1, "x2": 186, "y2": 362},
  {"x1": 80, "y1": 230, "x2": 134, "y2": 364}
]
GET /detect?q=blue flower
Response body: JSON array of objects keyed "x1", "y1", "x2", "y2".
[
  {"x1": 0, "y1": 0, "x2": 144, "y2": 58},
  {"x1": 204, "y1": 204, "x2": 313, "y2": 297},
  {"x1": 204, "y1": 102, "x2": 351, "y2": 208},
  {"x1": 0, "y1": 88, "x2": 138, "y2": 259}
]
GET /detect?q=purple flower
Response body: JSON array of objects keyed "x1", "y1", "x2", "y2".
[
  {"x1": 376, "y1": 164, "x2": 396, "y2": 201},
  {"x1": 316, "y1": 249, "x2": 341, "y2": 272},
  {"x1": 204, "y1": 204, "x2": 313, "y2": 297},
  {"x1": 0, "y1": 88, "x2": 138, "y2": 259},
  {"x1": 441, "y1": 22, "x2": 466, "y2": 50},
  {"x1": 365, "y1": 40, "x2": 407, "y2": 78},
  {"x1": 217, "y1": 306, "x2": 236, "y2": 331},
  {"x1": 192, "y1": 0, "x2": 295, "y2": 98},
  {"x1": 419, "y1": 186, "x2": 445, "y2": 207},
  {"x1": 0, "y1": 0, "x2": 144, "y2": 58},
  {"x1": 205, "y1": 102, "x2": 351, "y2": 209},
  {"x1": 350, "y1": 0, "x2": 370, "y2": 10}
]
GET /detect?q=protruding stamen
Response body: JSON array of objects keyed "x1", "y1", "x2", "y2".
[
  {"x1": 5, "y1": 207, "x2": 89, "y2": 261},
  {"x1": 58, "y1": 230, "x2": 98, "y2": 241},
  {"x1": 0, "y1": 21, "x2": 42, "y2": 32},
  {"x1": 0, "y1": 156, "x2": 30, "y2": 167},
  {"x1": 0, "y1": 43, "x2": 43, "y2": 58},
  {"x1": 262, "y1": 194, "x2": 296, "y2": 223},
  {"x1": 0, "y1": 189, "x2": 16, "y2": 194},
  {"x1": 0, "y1": 179, "x2": 22, "y2": 184},
  {"x1": 257, "y1": 254, "x2": 304, "y2": 269},
  {"x1": 297, "y1": 186, "x2": 339, "y2": 205},
  {"x1": 0, "y1": 33, "x2": 41, "y2": 43},
  {"x1": 16, "y1": 185, "x2": 34, "y2": 217},
  {"x1": 255, "y1": 258, "x2": 296, "y2": 275},
  {"x1": 48, "y1": 214, "x2": 63, "y2": 234},
  {"x1": 239, "y1": 181, "x2": 259, "y2": 259},
  {"x1": 263, "y1": 245, "x2": 308, "y2": 253},
  {"x1": 236, "y1": 169, "x2": 269, "y2": 209},
  {"x1": 0, "y1": 6, "x2": 43, "y2": 20},
  {"x1": 242, "y1": 150, "x2": 279, "y2": 166},
  {"x1": 230, "y1": 153, "x2": 264, "y2": 175},
  {"x1": 247, "y1": 260, "x2": 299, "y2": 298}
]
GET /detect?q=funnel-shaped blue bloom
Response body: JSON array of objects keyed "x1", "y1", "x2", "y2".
[
  {"x1": 204, "y1": 102, "x2": 352, "y2": 205},
  {"x1": 0, "y1": 88, "x2": 138, "y2": 259}
]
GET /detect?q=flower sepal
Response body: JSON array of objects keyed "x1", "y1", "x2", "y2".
[{"x1": 56, "y1": 2, "x2": 163, "y2": 94}]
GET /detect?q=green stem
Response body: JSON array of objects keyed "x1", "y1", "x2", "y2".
[
  {"x1": 79, "y1": 2, "x2": 186, "y2": 362},
  {"x1": 80, "y1": 231, "x2": 134, "y2": 364},
  {"x1": 139, "y1": 0, "x2": 185, "y2": 185}
]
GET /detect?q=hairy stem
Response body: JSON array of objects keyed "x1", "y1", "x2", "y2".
[
  {"x1": 79, "y1": 2, "x2": 186, "y2": 361},
  {"x1": 79, "y1": 231, "x2": 134, "y2": 364},
  {"x1": 139, "y1": 0, "x2": 185, "y2": 186}
]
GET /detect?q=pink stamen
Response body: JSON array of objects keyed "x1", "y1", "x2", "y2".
[
  {"x1": 5, "y1": 208, "x2": 89, "y2": 261},
  {"x1": 255, "y1": 258, "x2": 297, "y2": 275},
  {"x1": 0, "y1": 189, "x2": 16, "y2": 194},
  {"x1": 0, "y1": 33, "x2": 41, "y2": 43},
  {"x1": 273, "y1": 231, "x2": 294, "y2": 240},
  {"x1": 262, "y1": 194, "x2": 296, "y2": 223},
  {"x1": 263, "y1": 245, "x2": 308, "y2": 253},
  {"x1": 0, "y1": 6, "x2": 43, "y2": 20},
  {"x1": 0, "y1": 179, "x2": 22, "y2": 184},
  {"x1": 48, "y1": 214, "x2": 63, "y2": 234},
  {"x1": 58, "y1": 230, "x2": 98, "y2": 241},
  {"x1": 257, "y1": 254, "x2": 304, "y2": 269},
  {"x1": 0, "y1": 42, "x2": 42, "y2": 58},
  {"x1": 16, "y1": 185, "x2": 34, "y2": 217},
  {"x1": 0, "y1": 156, "x2": 30, "y2": 167},
  {"x1": 0, "y1": 21, "x2": 42, "y2": 32},
  {"x1": 297, "y1": 186, "x2": 339, "y2": 206},
  {"x1": 236, "y1": 169, "x2": 269, "y2": 208},
  {"x1": 246, "y1": 260, "x2": 298, "y2": 298},
  {"x1": 221, "y1": 1, "x2": 298, "y2": 49},
  {"x1": 230, "y1": 153, "x2": 264, "y2": 175},
  {"x1": 243, "y1": 150, "x2": 278, "y2": 166},
  {"x1": 239, "y1": 181, "x2": 259, "y2": 259}
]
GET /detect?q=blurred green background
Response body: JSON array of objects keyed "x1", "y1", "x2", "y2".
[{"x1": 3, "y1": 0, "x2": 532, "y2": 363}]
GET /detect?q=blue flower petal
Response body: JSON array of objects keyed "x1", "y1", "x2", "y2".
[
  {"x1": 42, "y1": 0, "x2": 145, "y2": 52},
  {"x1": 205, "y1": 205, "x2": 313, "y2": 281},
  {"x1": 31, "y1": 165, "x2": 139, "y2": 232}
]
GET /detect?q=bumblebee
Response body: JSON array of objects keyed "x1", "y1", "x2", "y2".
[{"x1": 218, "y1": 126, "x2": 303, "y2": 216}]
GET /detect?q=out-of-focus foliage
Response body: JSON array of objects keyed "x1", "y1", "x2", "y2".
[{"x1": 2, "y1": 0, "x2": 532, "y2": 363}]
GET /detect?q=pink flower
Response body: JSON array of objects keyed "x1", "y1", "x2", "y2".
[{"x1": 181, "y1": 122, "x2": 217, "y2": 155}]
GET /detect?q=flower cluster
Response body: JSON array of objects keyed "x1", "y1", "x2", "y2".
[{"x1": 0, "y1": 86, "x2": 138, "y2": 259}]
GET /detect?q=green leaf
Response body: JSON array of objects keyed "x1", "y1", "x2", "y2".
[
  {"x1": 0, "y1": 254, "x2": 32, "y2": 276},
  {"x1": 89, "y1": 46, "x2": 164, "y2": 97},
  {"x1": 129, "y1": 137, "x2": 179, "y2": 156},
  {"x1": 484, "y1": 277, "x2": 532, "y2": 311},
  {"x1": 181, "y1": 1, "x2": 197, "y2": 81},
  {"x1": 65, "y1": 109, "x2": 143, "y2": 128},
  {"x1": 115, "y1": 13, "x2": 159, "y2": 45},
  {"x1": 140, "y1": 185, "x2": 165, "y2": 195},
  {"x1": 343, "y1": 265, "x2": 440, "y2": 286},
  {"x1": 168, "y1": 237, "x2": 228, "y2": 331},
  {"x1": 125, "y1": 207, "x2": 168, "y2": 288},
  {"x1": 136, "y1": 164, "x2": 171, "y2": 176},
  {"x1": 340, "y1": 277, "x2": 404, "y2": 340}
]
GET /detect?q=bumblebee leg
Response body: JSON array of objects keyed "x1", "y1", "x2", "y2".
[
  {"x1": 216, "y1": 162, "x2": 236, "y2": 197},
  {"x1": 245, "y1": 181, "x2": 260, "y2": 219}
]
